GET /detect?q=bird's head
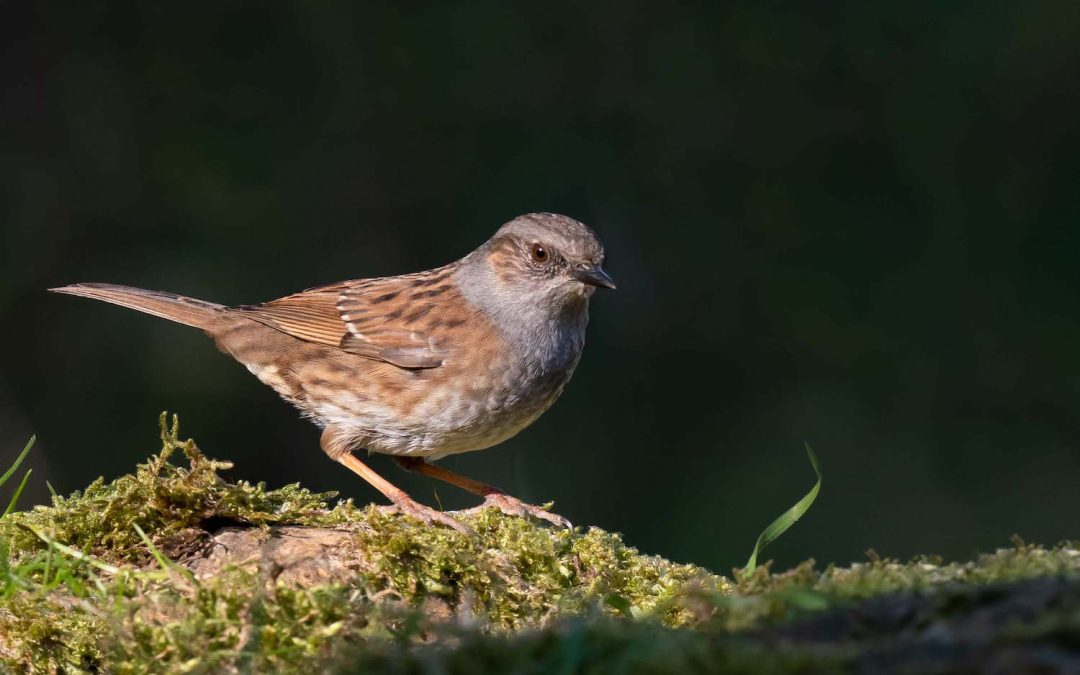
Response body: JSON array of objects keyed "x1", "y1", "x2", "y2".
[{"x1": 483, "y1": 213, "x2": 614, "y2": 307}]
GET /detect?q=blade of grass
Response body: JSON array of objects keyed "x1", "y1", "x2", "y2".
[
  {"x1": 0, "y1": 539, "x2": 10, "y2": 595},
  {"x1": 0, "y1": 436, "x2": 35, "y2": 490},
  {"x1": 134, "y1": 523, "x2": 200, "y2": 594},
  {"x1": 20, "y1": 524, "x2": 122, "y2": 575},
  {"x1": 42, "y1": 529, "x2": 53, "y2": 584},
  {"x1": 3, "y1": 469, "x2": 32, "y2": 517},
  {"x1": 743, "y1": 443, "x2": 823, "y2": 575},
  {"x1": 133, "y1": 522, "x2": 196, "y2": 584}
]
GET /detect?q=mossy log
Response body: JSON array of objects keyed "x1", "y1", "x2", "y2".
[{"x1": 0, "y1": 416, "x2": 1077, "y2": 673}]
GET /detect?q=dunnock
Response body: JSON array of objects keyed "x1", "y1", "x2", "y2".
[{"x1": 51, "y1": 213, "x2": 614, "y2": 533}]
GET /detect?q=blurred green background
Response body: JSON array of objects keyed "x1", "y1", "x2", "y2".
[{"x1": 3, "y1": 2, "x2": 1080, "y2": 573}]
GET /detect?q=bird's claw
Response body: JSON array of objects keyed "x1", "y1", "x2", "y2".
[
  {"x1": 461, "y1": 493, "x2": 573, "y2": 529},
  {"x1": 379, "y1": 499, "x2": 474, "y2": 536}
]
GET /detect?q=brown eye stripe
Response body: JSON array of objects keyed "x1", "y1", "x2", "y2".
[{"x1": 487, "y1": 236, "x2": 518, "y2": 255}]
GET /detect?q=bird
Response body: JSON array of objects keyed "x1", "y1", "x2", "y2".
[{"x1": 50, "y1": 213, "x2": 614, "y2": 534}]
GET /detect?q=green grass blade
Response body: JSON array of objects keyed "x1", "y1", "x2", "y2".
[
  {"x1": 743, "y1": 443, "x2": 823, "y2": 575},
  {"x1": 134, "y1": 523, "x2": 197, "y2": 584},
  {"x1": 0, "y1": 436, "x2": 35, "y2": 490},
  {"x1": 43, "y1": 535, "x2": 52, "y2": 586},
  {"x1": 20, "y1": 524, "x2": 122, "y2": 575},
  {"x1": 133, "y1": 523, "x2": 172, "y2": 571},
  {"x1": 3, "y1": 469, "x2": 32, "y2": 518}
]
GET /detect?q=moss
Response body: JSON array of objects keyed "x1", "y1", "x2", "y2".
[
  {"x1": 107, "y1": 567, "x2": 378, "y2": 673},
  {"x1": 0, "y1": 416, "x2": 1076, "y2": 672},
  {"x1": 0, "y1": 416, "x2": 725, "y2": 671},
  {"x1": 354, "y1": 506, "x2": 720, "y2": 631},
  {"x1": 0, "y1": 592, "x2": 109, "y2": 672},
  {"x1": 1, "y1": 414, "x2": 358, "y2": 564}
]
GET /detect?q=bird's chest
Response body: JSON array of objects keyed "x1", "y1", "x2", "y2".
[
  {"x1": 317, "y1": 306, "x2": 586, "y2": 458},
  {"x1": 488, "y1": 337, "x2": 582, "y2": 419},
  {"x1": 390, "y1": 316, "x2": 584, "y2": 454},
  {"x1": 418, "y1": 338, "x2": 580, "y2": 448}
]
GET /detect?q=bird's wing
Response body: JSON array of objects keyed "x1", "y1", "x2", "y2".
[
  {"x1": 236, "y1": 284, "x2": 347, "y2": 349},
  {"x1": 236, "y1": 268, "x2": 457, "y2": 369}
]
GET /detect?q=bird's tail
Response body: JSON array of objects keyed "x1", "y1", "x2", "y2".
[{"x1": 49, "y1": 283, "x2": 227, "y2": 330}]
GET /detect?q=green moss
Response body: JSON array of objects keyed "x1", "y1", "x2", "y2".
[
  {"x1": 0, "y1": 416, "x2": 726, "y2": 671},
  {"x1": 0, "y1": 416, "x2": 1076, "y2": 672},
  {"x1": 108, "y1": 567, "x2": 377, "y2": 673},
  {"x1": 0, "y1": 592, "x2": 109, "y2": 672},
  {"x1": 353, "y1": 505, "x2": 720, "y2": 631},
  {"x1": 1, "y1": 414, "x2": 358, "y2": 564}
]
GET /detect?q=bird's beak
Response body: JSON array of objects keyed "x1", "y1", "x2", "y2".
[{"x1": 571, "y1": 265, "x2": 616, "y2": 290}]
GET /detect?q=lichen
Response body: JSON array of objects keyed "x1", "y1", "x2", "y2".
[{"x1": 0, "y1": 416, "x2": 1076, "y2": 673}]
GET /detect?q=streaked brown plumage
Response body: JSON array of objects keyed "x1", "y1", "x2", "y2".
[{"x1": 50, "y1": 213, "x2": 614, "y2": 533}]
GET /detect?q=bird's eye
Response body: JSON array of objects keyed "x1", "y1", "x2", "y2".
[{"x1": 530, "y1": 243, "x2": 549, "y2": 263}]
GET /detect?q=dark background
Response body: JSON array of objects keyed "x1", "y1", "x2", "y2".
[{"x1": 3, "y1": 2, "x2": 1079, "y2": 573}]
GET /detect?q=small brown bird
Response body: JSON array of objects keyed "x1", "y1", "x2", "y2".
[{"x1": 51, "y1": 213, "x2": 614, "y2": 533}]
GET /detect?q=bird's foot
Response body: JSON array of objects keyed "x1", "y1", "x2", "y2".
[
  {"x1": 460, "y1": 493, "x2": 572, "y2": 529},
  {"x1": 378, "y1": 498, "x2": 474, "y2": 535}
]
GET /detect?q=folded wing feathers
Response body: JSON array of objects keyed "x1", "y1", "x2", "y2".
[{"x1": 238, "y1": 280, "x2": 446, "y2": 369}]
